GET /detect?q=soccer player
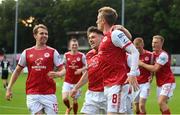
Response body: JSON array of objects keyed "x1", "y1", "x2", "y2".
[
  {"x1": 49, "y1": 38, "x2": 87, "y2": 115},
  {"x1": 133, "y1": 37, "x2": 153, "y2": 114},
  {"x1": 71, "y1": 26, "x2": 106, "y2": 114},
  {"x1": 96, "y1": 6, "x2": 139, "y2": 114},
  {"x1": 1, "y1": 55, "x2": 10, "y2": 89},
  {"x1": 139, "y1": 35, "x2": 176, "y2": 114},
  {"x1": 6, "y1": 24, "x2": 62, "y2": 114}
]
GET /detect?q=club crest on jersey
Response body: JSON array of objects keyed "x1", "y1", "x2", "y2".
[
  {"x1": 44, "y1": 53, "x2": 50, "y2": 58},
  {"x1": 29, "y1": 54, "x2": 33, "y2": 58},
  {"x1": 77, "y1": 57, "x2": 80, "y2": 61},
  {"x1": 145, "y1": 56, "x2": 149, "y2": 61},
  {"x1": 102, "y1": 36, "x2": 107, "y2": 42}
]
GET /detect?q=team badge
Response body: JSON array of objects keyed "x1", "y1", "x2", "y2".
[
  {"x1": 77, "y1": 57, "x2": 80, "y2": 61},
  {"x1": 44, "y1": 53, "x2": 50, "y2": 58},
  {"x1": 145, "y1": 56, "x2": 149, "y2": 61},
  {"x1": 29, "y1": 54, "x2": 33, "y2": 58},
  {"x1": 102, "y1": 36, "x2": 107, "y2": 42},
  {"x1": 67, "y1": 58, "x2": 70, "y2": 61}
]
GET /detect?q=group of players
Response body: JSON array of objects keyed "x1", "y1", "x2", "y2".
[{"x1": 5, "y1": 6, "x2": 175, "y2": 115}]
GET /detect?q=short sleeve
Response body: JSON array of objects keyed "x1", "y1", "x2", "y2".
[
  {"x1": 156, "y1": 52, "x2": 168, "y2": 65},
  {"x1": 53, "y1": 50, "x2": 63, "y2": 67},
  {"x1": 18, "y1": 50, "x2": 26, "y2": 67},
  {"x1": 111, "y1": 30, "x2": 131, "y2": 49}
]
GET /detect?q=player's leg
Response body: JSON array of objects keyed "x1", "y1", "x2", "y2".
[
  {"x1": 26, "y1": 95, "x2": 44, "y2": 114},
  {"x1": 104, "y1": 85, "x2": 121, "y2": 114},
  {"x1": 2, "y1": 70, "x2": 8, "y2": 89},
  {"x1": 62, "y1": 82, "x2": 72, "y2": 114},
  {"x1": 157, "y1": 83, "x2": 176, "y2": 114},
  {"x1": 139, "y1": 82, "x2": 150, "y2": 114},
  {"x1": 40, "y1": 94, "x2": 58, "y2": 114},
  {"x1": 81, "y1": 90, "x2": 107, "y2": 114},
  {"x1": 72, "y1": 84, "x2": 81, "y2": 114}
]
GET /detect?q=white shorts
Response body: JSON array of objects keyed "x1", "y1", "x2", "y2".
[
  {"x1": 62, "y1": 82, "x2": 81, "y2": 99},
  {"x1": 26, "y1": 94, "x2": 58, "y2": 114},
  {"x1": 104, "y1": 85, "x2": 121, "y2": 113},
  {"x1": 157, "y1": 83, "x2": 176, "y2": 98},
  {"x1": 134, "y1": 82, "x2": 150, "y2": 103},
  {"x1": 119, "y1": 84, "x2": 131, "y2": 113},
  {"x1": 126, "y1": 93, "x2": 133, "y2": 114},
  {"x1": 81, "y1": 90, "x2": 107, "y2": 114}
]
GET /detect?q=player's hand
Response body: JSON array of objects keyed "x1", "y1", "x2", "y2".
[
  {"x1": 111, "y1": 25, "x2": 124, "y2": 31},
  {"x1": 70, "y1": 88, "x2": 78, "y2": 98},
  {"x1": 47, "y1": 71, "x2": 59, "y2": 78},
  {"x1": 125, "y1": 76, "x2": 139, "y2": 91},
  {"x1": 6, "y1": 88, "x2": 13, "y2": 101},
  {"x1": 139, "y1": 60, "x2": 144, "y2": 66},
  {"x1": 74, "y1": 69, "x2": 82, "y2": 75}
]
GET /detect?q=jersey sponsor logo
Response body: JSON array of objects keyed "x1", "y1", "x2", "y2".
[
  {"x1": 32, "y1": 58, "x2": 46, "y2": 71},
  {"x1": 44, "y1": 53, "x2": 50, "y2": 58},
  {"x1": 69, "y1": 60, "x2": 78, "y2": 69},
  {"x1": 102, "y1": 36, "x2": 107, "y2": 42}
]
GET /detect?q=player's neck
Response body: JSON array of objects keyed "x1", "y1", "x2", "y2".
[
  {"x1": 154, "y1": 49, "x2": 162, "y2": 54},
  {"x1": 70, "y1": 50, "x2": 78, "y2": 55},
  {"x1": 103, "y1": 24, "x2": 111, "y2": 33},
  {"x1": 35, "y1": 44, "x2": 47, "y2": 50}
]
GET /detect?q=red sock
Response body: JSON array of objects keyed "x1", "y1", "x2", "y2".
[
  {"x1": 162, "y1": 109, "x2": 171, "y2": 115},
  {"x1": 73, "y1": 103, "x2": 78, "y2": 114},
  {"x1": 63, "y1": 99, "x2": 70, "y2": 108}
]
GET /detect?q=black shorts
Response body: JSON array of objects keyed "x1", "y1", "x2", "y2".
[{"x1": 1, "y1": 70, "x2": 9, "y2": 79}]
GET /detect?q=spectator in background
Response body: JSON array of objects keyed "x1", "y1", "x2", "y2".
[{"x1": 1, "y1": 55, "x2": 10, "y2": 89}]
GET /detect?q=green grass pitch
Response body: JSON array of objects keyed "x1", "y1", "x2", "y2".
[{"x1": 0, "y1": 73, "x2": 180, "y2": 114}]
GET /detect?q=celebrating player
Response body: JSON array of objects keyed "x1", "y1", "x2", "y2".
[
  {"x1": 133, "y1": 37, "x2": 153, "y2": 114},
  {"x1": 139, "y1": 35, "x2": 176, "y2": 114},
  {"x1": 48, "y1": 38, "x2": 87, "y2": 115},
  {"x1": 6, "y1": 24, "x2": 63, "y2": 114},
  {"x1": 96, "y1": 6, "x2": 139, "y2": 114}
]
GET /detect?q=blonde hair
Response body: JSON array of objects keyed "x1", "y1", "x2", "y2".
[
  {"x1": 98, "y1": 6, "x2": 118, "y2": 26},
  {"x1": 33, "y1": 24, "x2": 48, "y2": 34},
  {"x1": 153, "y1": 35, "x2": 164, "y2": 44}
]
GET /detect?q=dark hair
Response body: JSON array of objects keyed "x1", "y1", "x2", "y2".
[{"x1": 87, "y1": 26, "x2": 104, "y2": 37}]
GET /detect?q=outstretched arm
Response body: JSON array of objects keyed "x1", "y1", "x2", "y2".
[{"x1": 6, "y1": 65, "x2": 23, "y2": 101}]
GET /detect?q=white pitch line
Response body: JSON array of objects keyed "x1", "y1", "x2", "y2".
[{"x1": 0, "y1": 105, "x2": 27, "y2": 110}]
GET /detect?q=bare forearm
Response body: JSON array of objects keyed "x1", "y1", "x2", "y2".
[
  {"x1": 7, "y1": 66, "x2": 22, "y2": 90},
  {"x1": 74, "y1": 71, "x2": 88, "y2": 90}
]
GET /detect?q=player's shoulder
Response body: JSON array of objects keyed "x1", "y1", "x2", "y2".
[
  {"x1": 86, "y1": 49, "x2": 96, "y2": 57},
  {"x1": 46, "y1": 46, "x2": 56, "y2": 51},
  {"x1": 77, "y1": 51, "x2": 85, "y2": 56},
  {"x1": 111, "y1": 29, "x2": 124, "y2": 37},
  {"x1": 159, "y1": 50, "x2": 168, "y2": 57}
]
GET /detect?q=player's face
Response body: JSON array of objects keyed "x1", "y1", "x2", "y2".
[
  {"x1": 34, "y1": 28, "x2": 48, "y2": 45},
  {"x1": 69, "y1": 41, "x2": 79, "y2": 52},
  {"x1": 96, "y1": 13, "x2": 104, "y2": 31},
  {"x1": 88, "y1": 32, "x2": 102, "y2": 50},
  {"x1": 152, "y1": 38, "x2": 162, "y2": 52},
  {"x1": 133, "y1": 41, "x2": 143, "y2": 53}
]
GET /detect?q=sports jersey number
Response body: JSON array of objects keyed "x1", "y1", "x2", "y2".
[{"x1": 112, "y1": 94, "x2": 118, "y2": 103}]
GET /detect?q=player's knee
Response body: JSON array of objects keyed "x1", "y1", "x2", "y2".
[{"x1": 158, "y1": 99, "x2": 166, "y2": 107}]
